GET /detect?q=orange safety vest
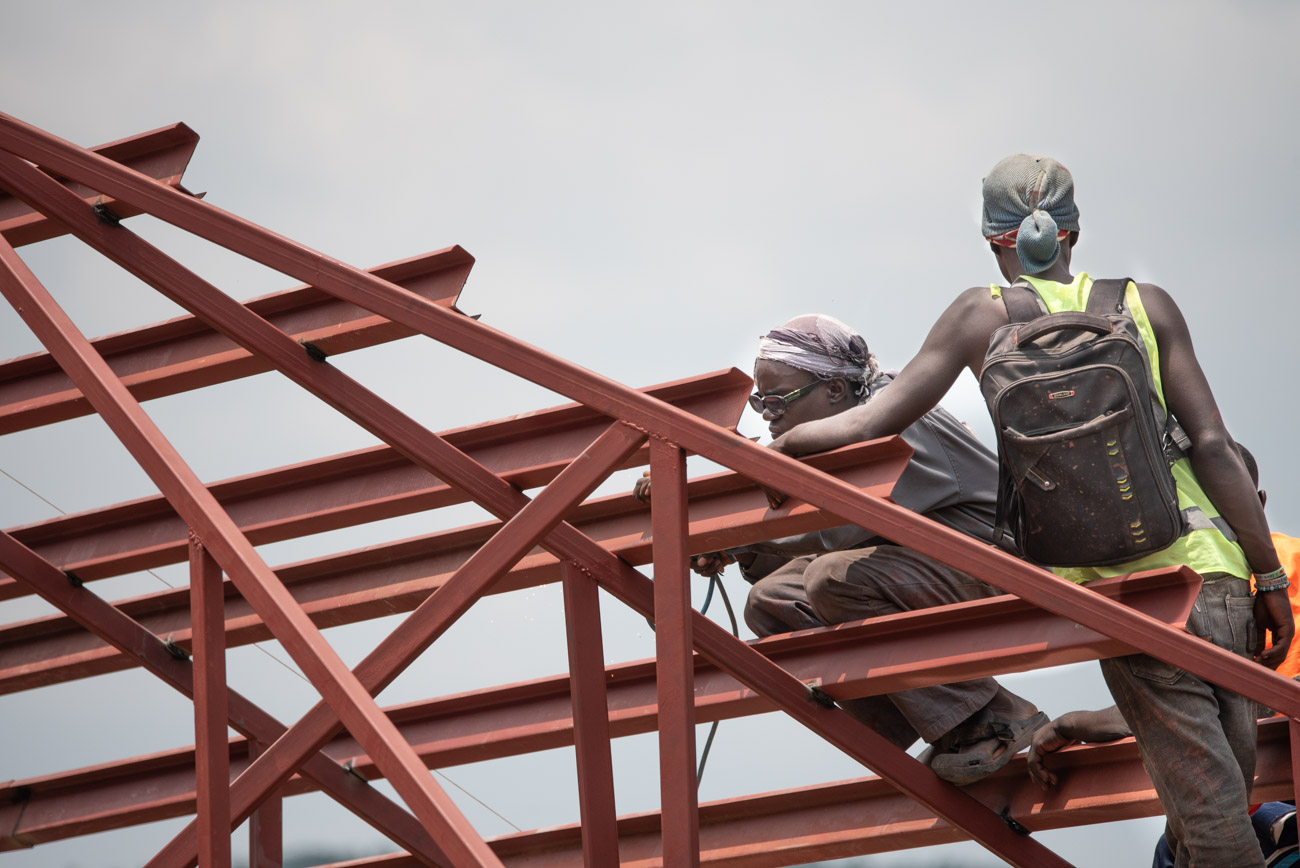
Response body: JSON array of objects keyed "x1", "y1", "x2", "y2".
[{"x1": 1258, "y1": 533, "x2": 1300, "y2": 680}]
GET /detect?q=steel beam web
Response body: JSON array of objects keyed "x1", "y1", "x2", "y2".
[
  {"x1": 0, "y1": 237, "x2": 503, "y2": 868},
  {"x1": 0, "y1": 142, "x2": 1077, "y2": 868}
]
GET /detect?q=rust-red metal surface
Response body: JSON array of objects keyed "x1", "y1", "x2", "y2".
[
  {"x1": 0, "y1": 113, "x2": 1294, "y2": 868},
  {"x1": 561, "y1": 561, "x2": 620, "y2": 867},
  {"x1": 300, "y1": 717, "x2": 1294, "y2": 867},
  {"x1": 0, "y1": 246, "x2": 472, "y2": 436},
  {"x1": 0, "y1": 366, "x2": 747, "y2": 598},
  {"x1": 0, "y1": 122, "x2": 1077, "y2": 866},
  {"x1": 0, "y1": 122, "x2": 198, "y2": 247},
  {"x1": 0, "y1": 435, "x2": 901, "y2": 694},
  {"x1": 0, "y1": 569, "x2": 1200, "y2": 849},
  {"x1": 248, "y1": 741, "x2": 285, "y2": 868},
  {"x1": 0, "y1": 529, "x2": 447, "y2": 862},
  {"x1": 649, "y1": 440, "x2": 701, "y2": 865},
  {"x1": 6, "y1": 105, "x2": 1290, "y2": 728},
  {"x1": 190, "y1": 538, "x2": 231, "y2": 868},
  {"x1": 0, "y1": 227, "x2": 502, "y2": 868}
]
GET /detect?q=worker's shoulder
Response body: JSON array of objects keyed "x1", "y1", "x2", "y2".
[
  {"x1": 939, "y1": 284, "x2": 1011, "y2": 332},
  {"x1": 1127, "y1": 279, "x2": 1177, "y2": 307},
  {"x1": 1128, "y1": 281, "x2": 1187, "y2": 332}
]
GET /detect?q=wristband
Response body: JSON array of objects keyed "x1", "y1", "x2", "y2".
[
  {"x1": 1256, "y1": 579, "x2": 1290, "y2": 593},
  {"x1": 1255, "y1": 566, "x2": 1287, "y2": 583}
]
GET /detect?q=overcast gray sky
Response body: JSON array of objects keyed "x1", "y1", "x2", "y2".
[{"x1": 1, "y1": 2, "x2": 1297, "y2": 866}]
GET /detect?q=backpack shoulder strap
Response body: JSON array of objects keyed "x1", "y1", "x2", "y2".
[
  {"x1": 1001, "y1": 278, "x2": 1046, "y2": 323},
  {"x1": 1085, "y1": 277, "x2": 1133, "y2": 315}
]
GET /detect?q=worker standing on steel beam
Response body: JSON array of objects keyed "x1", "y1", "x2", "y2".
[
  {"x1": 636, "y1": 312, "x2": 1049, "y2": 784},
  {"x1": 765, "y1": 155, "x2": 1293, "y2": 868}
]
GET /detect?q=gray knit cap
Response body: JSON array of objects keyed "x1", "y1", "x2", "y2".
[{"x1": 982, "y1": 154, "x2": 1080, "y2": 274}]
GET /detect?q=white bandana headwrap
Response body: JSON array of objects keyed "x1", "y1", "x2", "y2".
[{"x1": 756, "y1": 313, "x2": 878, "y2": 399}]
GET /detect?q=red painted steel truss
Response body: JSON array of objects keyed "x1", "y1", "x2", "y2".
[{"x1": 0, "y1": 115, "x2": 1294, "y2": 868}]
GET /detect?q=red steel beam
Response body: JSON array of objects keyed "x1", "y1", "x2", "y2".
[
  {"x1": 0, "y1": 147, "x2": 849, "y2": 868},
  {"x1": 0, "y1": 367, "x2": 748, "y2": 596},
  {"x1": 16, "y1": 104, "x2": 1292, "y2": 729},
  {"x1": 479, "y1": 717, "x2": 1292, "y2": 868},
  {"x1": 0, "y1": 532, "x2": 448, "y2": 864},
  {"x1": 150, "y1": 712, "x2": 1299, "y2": 868},
  {"x1": 0, "y1": 246, "x2": 472, "y2": 436},
  {"x1": 0, "y1": 122, "x2": 198, "y2": 248},
  {"x1": 0, "y1": 569, "x2": 1199, "y2": 849},
  {"x1": 0, "y1": 232, "x2": 502, "y2": 867},
  {"x1": 10, "y1": 116, "x2": 1294, "y2": 863},
  {"x1": 649, "y1": 440, "x2": 700, "y2": 865},
  {"x1": 560, "y1": 561, "x2": 620, "y2": 867},
  {"x1": 140, "y1": 422, "x2": 648, "y2": 867},
  {"x1": 14, "y1": 119, "x2": 1298, "y2": 868},
  {"x1": 190, "y1": 538, "x2": 231, "y2": 868},
  {"x1": 0, "y1": 438, "x2": 908, "y2": 695}
]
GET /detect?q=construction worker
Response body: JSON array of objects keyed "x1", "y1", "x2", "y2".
[
  {"x1": 635, "y1": 313, "x2": 1047, "y2": 784},
  {"x1": 764, "y1": 155, "x2": 1293, "y2": 867}
]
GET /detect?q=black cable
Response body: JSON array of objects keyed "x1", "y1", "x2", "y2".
[
  {"x1": 695, "y1": 575, "x2": 739, "y2": 787},
  {"x1": 642, "y1": 567, "x2": 741, "y2": 789}
]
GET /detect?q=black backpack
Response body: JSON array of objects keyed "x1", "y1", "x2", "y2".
[{"x1": 979, "y1": 278, "x2": 1186, "y2": 567}]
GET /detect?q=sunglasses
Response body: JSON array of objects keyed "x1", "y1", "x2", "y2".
[{"x1": 747, "y1": 379, "x2": 824, "y2": 416}]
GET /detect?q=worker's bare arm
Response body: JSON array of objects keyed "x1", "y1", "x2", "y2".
[
  {"x1": 1141, "y1": 283, "x2": 1279, "y2": 573},
  {"x1": 1139, "y1": 282, "x2": 1292, "y2": 665},
  {"x1": 770, "y1": 287, "x2": 999, "y2": 456}
]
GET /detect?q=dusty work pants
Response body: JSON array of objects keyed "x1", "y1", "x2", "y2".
[
  {"x1": 744, "y1": 545, "x2": 1005, "y2": 747},
  {"x1": 1100, "y1": 575, "x2": 1262, "y2": 868}
]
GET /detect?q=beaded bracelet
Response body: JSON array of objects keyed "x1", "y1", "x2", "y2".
[{"x1": 1255, "y1": 575, "x2": 1291, "y2": 593}]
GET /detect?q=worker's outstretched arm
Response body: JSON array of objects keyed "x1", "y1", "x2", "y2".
[{"x1": 770, "y1": 286, "x2": 999, "y2": 456}]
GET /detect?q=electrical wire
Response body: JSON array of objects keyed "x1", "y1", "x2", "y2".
[{"x1": 694, "y1": 572, "x2": 739, "y2": 786}]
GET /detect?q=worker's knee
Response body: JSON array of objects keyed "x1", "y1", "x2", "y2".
[{"x1": 802, "y1": 549, "x2": 876, "y2": 621}]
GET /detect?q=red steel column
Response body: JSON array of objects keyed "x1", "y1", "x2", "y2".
[
  {"x1": 190, "y1": 536, "x2": 231, "y2": 868},
  {"x1": 560, "y1": 561, "x2": 619, "y2": 866},
  {"x1": 247, "y1": 741, "x2": 283, "y2": 868},
  {"x1": 650, "y1": 440, "x2": 700, "y2": 865}
]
